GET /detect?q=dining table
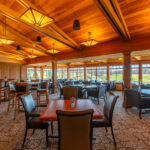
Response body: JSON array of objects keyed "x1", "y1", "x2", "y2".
[
  {"x1": 40, "y1": 99, "x2": 103, "y2": 121},
  {"x1": 141, "y1": 89, "x2": 150, "y2": 96}
]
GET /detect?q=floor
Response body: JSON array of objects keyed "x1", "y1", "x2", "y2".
[{"x1": 0, "y1": 91, "x2": 150, "y2": 150}]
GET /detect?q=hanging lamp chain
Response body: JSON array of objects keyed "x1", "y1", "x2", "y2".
[
  {"x1": 88, "y1": 32, "x2": 91, "y2": 40},
  {"x1": 52, "y1": 43, "x2": 55, "y2": 53}
]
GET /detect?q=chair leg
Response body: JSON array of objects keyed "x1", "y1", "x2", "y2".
[
  {"x1": 22, "y1": 128, "x2": 28, "y2": 148},
  {"x1": 46, "y1": 128, "x2": 48, "y2": 147},
  {"x1": 7, "y1": 94, "x2": 11, "y2": 112},
  {"x1": 139, "y1": 109, "x2": 142, "y2": 119},
  {"x1": 12, "y1": 95, "x2": 15, "y2": 108},
  {"x1": 32, "y1": 129, "x2": 35, "y2": 135},
  {"x1": 105, "y1": 127, "x2": 108, "y2": 132},
  {"x1": 14, "y1": 98, "x2": 17, "y2": 119},
  {"x1": 125, "y1": 105, "x2": 128, "y2": 112},
  {"x1": 111, "y1": 126, "x2": 116, "y2": 146},
  {"x1": 46, "y1": 92, "x2": 49, "y2": 104},
  {"x1": 97, "y1": 98, "x2": 99, "y2": 104},
  {"x1": 37, "y1": 92, "x2": 39, "y2": 105},
  {"x1": 51, "y1": 122, "x2": 53, "y2": 135}
]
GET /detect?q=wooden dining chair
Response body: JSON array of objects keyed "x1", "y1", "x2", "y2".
[
  {"x1": 14, "y1": 82, "x2": 29, "y2": 119},
  {"x1": 92, "y1": 92, "x2": 119, "y2": 146},
  {"x1": 56, "y1": 109, "x2": 93, "y2": 150},
  {"x1": 63, "y1": 87, "x2": 78, "y2": 99},
  {"x1": 30, "y1": 80, "x2": 39, "y2": 91},
  {"x1": 37, "y1": 81, "x2": 49, "y2": 105}
]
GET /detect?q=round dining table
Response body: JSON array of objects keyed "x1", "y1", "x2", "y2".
[{"x1": 141, "y1": 89, "x2": 150, "y2": 96}]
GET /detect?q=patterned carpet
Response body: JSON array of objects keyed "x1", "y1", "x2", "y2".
[{"x1": 0, "y1": 91, "x2": 150, "y2": 150}]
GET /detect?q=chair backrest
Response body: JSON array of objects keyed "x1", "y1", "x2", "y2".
[
  {"x1": 124, "y1": 89, "x2": 141, "y2": 108},
  {"x1": 77, "y1": 86, "x2": 83, "y2": 98},
  {"x1": 8, "y1": 82, "x2": 15, "y2": 91},
  {"x1": 39, "y1": 81, "x2": 48, "y2": 89},
  {"x1": 21, "y1": 94, "x2": 36, "y2": 125},
  {"x1": 63, "y1": 87, "x2": 78, "y2": 99},
  {"x1": 65, "y1": 81, "x2": 74, "y2": 86},
  {"x1": 104, "y1": 92, "x2": 119, "y2": 125},
  {"x1": 15, "y1": 82, "x2": 29, "y2": 95},
  {"x1": 59, "y1": 82, "x2": 63, "y2": 89},
  {"x1": 98, "y1": 85, "x2": 107, "y2": 98},
  {"x1": 0, "y1": 81, "x2": 5, "y2": 89},
  {"x1": 56, "y1": 109, "x2": 93, "y2": 150}
]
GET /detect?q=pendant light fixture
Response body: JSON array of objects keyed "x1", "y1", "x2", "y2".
[
  {"x1": 0, "y1": 16, "x2": 15, "y2": 45},
  {"x1": 90, "y1": 60, "x2": 95, "y2": 63},
  {"x1": 20, "y1": 8, "x2": 54, "y2": 27},
  {"x1": 81, "y1": 32, "x2": 98, "y2": 46},
  {"x1": 16, "y1": 45, "x2": 21, "y2": 50},
  {"x1": 16, "y1": 46, "x2": 24, "y2": 60},
  {"x1": 47, "y1": 43, "x2": 60, "y2": 54},
  {"x1": 16, "y1": 57, "x2": 24, "y2": 60},
  {"x1": 73, "y1": 19, "x2": 80, "y2": 30},
  {"x1": 36, "y1": 36, "x2": 42, "y2": 44},
  {"x1": 28, "y1": 50, "x2": 37, "y2": 58}
]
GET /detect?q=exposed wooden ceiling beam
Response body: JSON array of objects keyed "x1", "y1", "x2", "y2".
[
  {"x1": 26, "y1": 35, "x2": 150, "y2": 64},
  {"x1": 0, "y1": 45, "x2": 29, "y2": 57},
  {"x1": 94, "y1": 0, "x2": 131, "y2": 40},
  {"x1": 0, "y1": 47, "x2": 23, "y2": 58},
  {"x1": 16, "y1": 0, "x2": 80, "y2": 49},
  {"x1": 0, "y1": 3, "x2": 79, "y2": 50},
  {"x1": 0, "y1": 55, "x2": 25, "y2": 63}
]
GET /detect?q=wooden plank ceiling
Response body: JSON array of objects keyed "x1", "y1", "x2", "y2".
[{"x1": 0, "y1": 0, "x2": 150, "y2": 64}]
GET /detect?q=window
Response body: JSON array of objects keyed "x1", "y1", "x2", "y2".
[
  {"x1": 131, "y1": 64, "x2": 139, "y2": 82},
  {"x1": 78, "y1": 68, "x2": 84, "y2": 80},
  {"x1": 69, "y1": 67, "x2": 84, "y2": 80},
  {"x1": 69, "y1": 68, "x2": 77, "y2": 80},
  {"x1": 97, "y1": 66, "x2": 107, "y2": 81},
  {"x1": 27, "y1": 68, "x2": 35, "y2": 80},
  {"x1": 36, "y1": 68, "x2": 41, "y2": 80},
  {"x1": 57, "y1": 68, "x2": 67, "y2": 79},
  {"x1": 142, "y1": 64, "x2": 150, "y2": 83},
  {"x1": 86, "y1": 67, "x2": 96, "y2": 81},
  {"x1": 43, "y1": 68, "x2": 52, "y2": 80},
  {"x1": 109, "y1": 65, "x2": 123, "y2": 81}
]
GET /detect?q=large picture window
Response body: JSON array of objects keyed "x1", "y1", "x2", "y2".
[
  {"x1": 131, "y1": 64, "x2": 139, "y2": 82},
  {"x1": 69, "y1": 67, "x2": 84, "y2": 80},
  {"x1": 86, "y1": 67, "x2": 96, "y2": 81},
  {"x1": 142, "y1": 64, "x2": 150, "y2": 83},
  {"x1": 27, "y1": 68, "x2": 35, "y2": 80},
  {"x1": 36, "y1": 68, "x2": 41, "y2": 80},
  {"x1": 77, "y1": 68, "x2": 84, "y2": 80},
  {"x1": 109, "y1": 65, "x2": 123, "y2": 81},
  {"x1": 43, "y1": 68, "x2": 52, "y2": 80},
  {"x1": 97, "y1": 66, "x2": 107, "y2": 81},
  {"x1": 57, "y1": 68, "x2": 67, "y2": 79}
]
